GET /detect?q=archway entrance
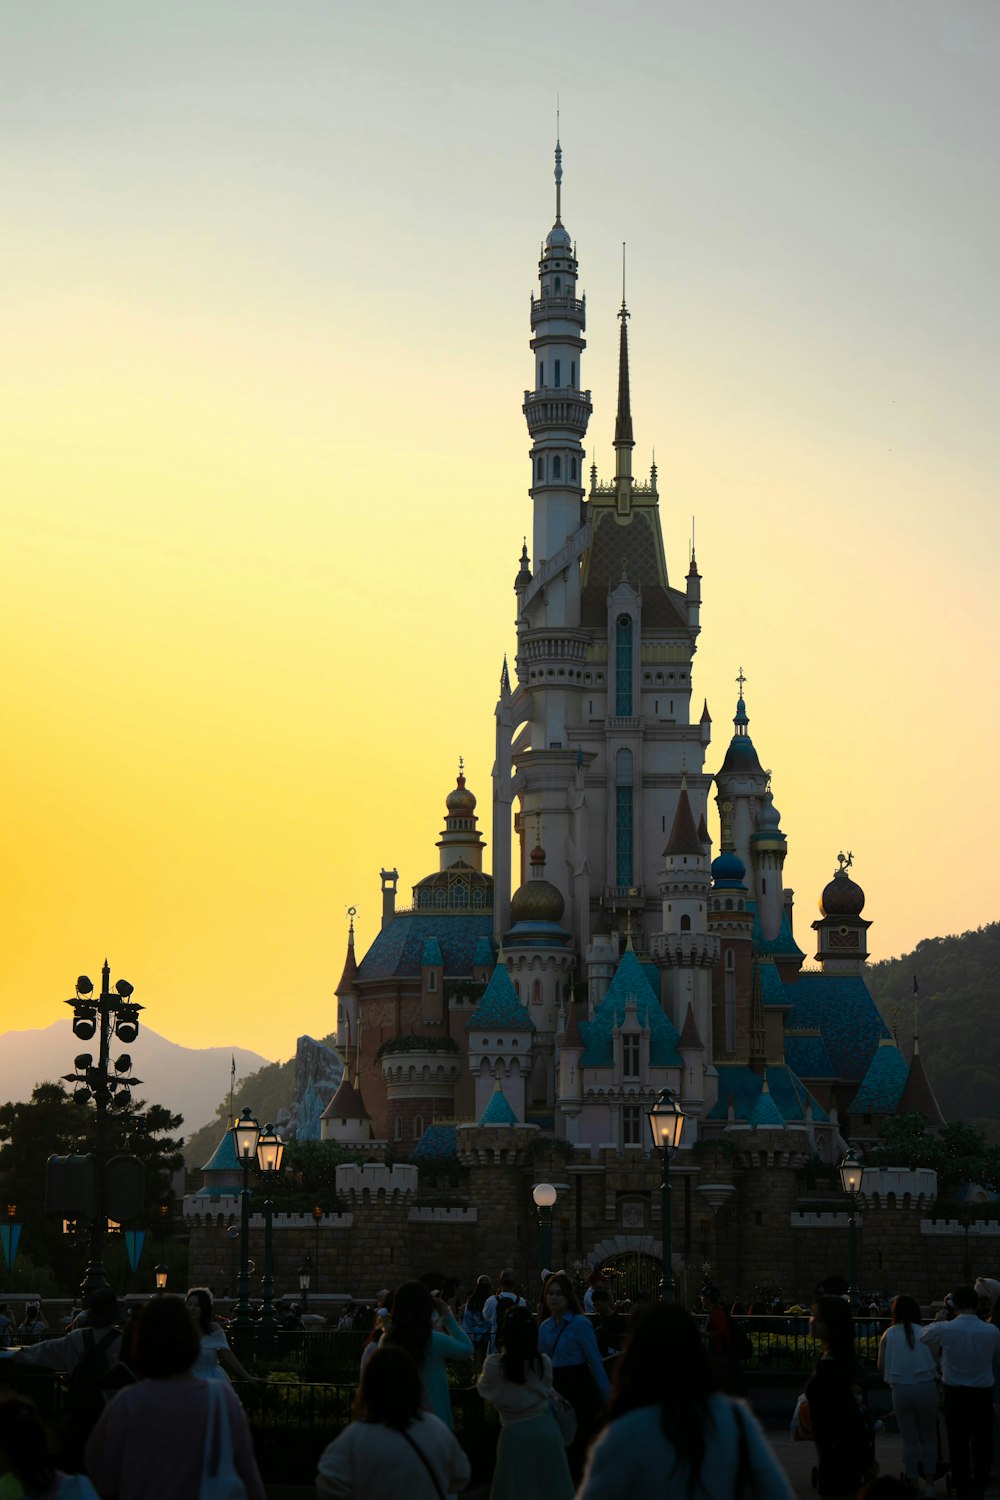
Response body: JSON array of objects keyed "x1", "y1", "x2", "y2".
[{"x1": 598, "y1": 1250, "x2": 663, "y2": 1303}]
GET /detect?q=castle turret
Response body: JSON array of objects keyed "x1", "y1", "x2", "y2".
[
  {"x1": 335, "y1": 913, "x2": 359, "y2": 1063},
  {"x1": 812, "y1": 854, "x2": 872, "y2": 975}
]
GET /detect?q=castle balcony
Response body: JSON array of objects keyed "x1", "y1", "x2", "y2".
[
  {"x1": 523, "y1": 387, "x2": 592, "y2": 439},
  {"x1": 603, "y1": 885, "x2": 645, "y2": 910},
  {"x1": 530, "y1": 295, "x2": 586, "y2": 331},
  {"x1": 649, "y1": 932, "x2": 720, "y2": 968},
  {"x1": 521, "y1": 628, "x2": 591, "y2": 688}
]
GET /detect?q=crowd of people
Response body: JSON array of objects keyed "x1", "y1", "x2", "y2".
[{"x1": 1, "y1": 1269, "x2": 1000, "y2": 1499}]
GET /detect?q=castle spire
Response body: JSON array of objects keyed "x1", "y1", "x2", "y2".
[
  {"x1": 554, "y1": 131, "x2": 563, "y2": 224},
  {"x1": 613, "y1": 250, "x2": 634, "y2": 480}
]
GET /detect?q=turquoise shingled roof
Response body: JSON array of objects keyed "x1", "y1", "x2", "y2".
[
  {"x1": 357, "y1": 913, "x2": 494, "y2": 982},
  {"x1": 581, "y1": 948, "x2": 682, "y2": 1068},
  {"x1": 473, "y1": 936, "x2": 495, "y2": 966},
  {"x1": 750, "y1": 902, "x2": 806, "y2": 962},
  {"x1": 784, "y1": 975, "x2": 890, "y2": 1083},
  {"x1": 413, "y1": 1125, "x2": 458, "y2": 1162},
  {"x1": 748, "y1": 1078, "x2": 786, "y2": 1128},
  {"x1": 466, "y1": 960, "x2": 536, "y2": 1033},
  {"x1": 421, "y1": 936, "x2": 443, "y2": 966},
  {"x1": 759, "y1": 960, "x2": 787, "y2": 1008},
  {"x1": 849, "y1": 1042, "x2": 910, "y2": 1115},
  {"x1": 201, "y1": 1128, "x2": 240, "y2": 1174},
  {"x1": 708, "y1": 1064, "x2": 829, "y2": 1124},
  {"x1": 479, "y1": 1086, "x2": 519, "y2": 1125},
  {"x1": 783, "y1": 1032, "x2": 835, "y2": 1080}
]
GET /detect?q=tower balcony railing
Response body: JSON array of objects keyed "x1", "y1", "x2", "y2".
[
  {"x1": 648, "y1": 932, "x2": 720, "y2": 968},
  {"x1": 602, "y1": 885, "x2": 645, "y2": 909},
  {"x1": 530, "y1": 295, "x2": 586, "y2": 329},
  {"x1": 522, "y1": 388, "x2": 592, "y2": 439}
]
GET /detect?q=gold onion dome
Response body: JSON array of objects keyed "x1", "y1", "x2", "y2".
[
  {"x1": 510, "y1": 845, "x2": 565, "y2": 925},
  {"x1": 820, "y1": 867, "x2": 866, "y2": 917},
  {"x1": 446, "y1": 772, "x2": 476, "y2": 817}
]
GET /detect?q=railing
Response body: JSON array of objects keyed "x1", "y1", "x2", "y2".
[
  {"x1": 530, "y1": 295, "x2": 586, "y2": 326},
  {"x1": 732, "y1": 1315, "x2": 890, "y2": 1372}
]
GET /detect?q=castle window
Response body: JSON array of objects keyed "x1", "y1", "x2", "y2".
[
  {"x1": 623, "y1": 1034, "x2": 640, "y2": 1079},
  {"x1": 553, "y1": 456, "x2": 562, "y2": 480},
  {"x1": 414, "y1": 1116, "x2": 423, "y2": 1139},
  {"x1": 554, "y1": 358, "x2": 561, "y2": 386},
  {"x1": 724, "y1": 952, "x2": 736, "y2": 1053},
  {"x1": 555, "y1": 275, "x2": 562, "y2": 293},
  {"x1": 570, "y1": 456, "x2": 577, "y2": 480},
  {"x1": 394, "y1": 1117, "x2": 403, "y2": 1141},
  {"x1": 680, "y1": 915, "x2": 691, "y2": 932},
  {"x1": 536, "y1": 457, "x2": 545, "y2": 483},
  {"x1": 571, "y1": 361, "x2": 576, "y2": 387},
  {"x1": 538, "y1": 362, "x2": 543, "y2": 388},
  {"x1": 453, "y1": 882, "x2": 469, "y2": 909},
  {"x1": 615, "y1": 614, "x2": 633, "y2": 716},
  {"x1": 434, "y1": 887, "x2": 447, "y2": 909},
  {"x1": 427, "y1": 970, "x2": 437, "y2": 992},
  {"x1": 615, "y1": 747, "x2": 633, "y2": 887},
  {"x1": 532, "y1": 980, "x2": 542, "y2": 1005},
  {"x1": 725, "y1": 898, "x2": 733, "y2": 911},
  {"x1": 622, "y1": 1105, "x2": 641, "y2": 1146}
]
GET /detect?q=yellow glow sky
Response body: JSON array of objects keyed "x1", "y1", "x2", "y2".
[{"x1": 2, "y1": 2, "x2": 998, "y2": 1067}]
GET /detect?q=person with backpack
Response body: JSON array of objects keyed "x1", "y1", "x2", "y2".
[{"x1": 482, "y1": 1269, "x2": 526, "y2": 1354}]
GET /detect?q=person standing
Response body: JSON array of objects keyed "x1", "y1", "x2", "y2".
[
  {"x1": 462, "y1": 1276, "x2": 493, "y2": 1372},
  {"x1": 804, "y1": 1297, "x2": 874, "y2": 1500},
  {"x1": 877, "y1": 1295, "x2": 939, "y2": 1496},
  {"x1": 537, "y1": 1272, "x2": 610, "y2": 1483},
  {"x1": 381, "y1": 1281, "x2": 473, "y2": 1429},
  {"x1": 483, "y1": 1270, "x2": 526, "y2": 1354},
  {"x1": 477, "y1": 1305, "x2": 572, "y2": 1500},
  {"x1": 185, "y1": 1286, "x2": 257, "y2": 1385},
  {"x1": 921, "y1": 1283, "x2": 1000, "y2": 1500},
  {"x1": 575, "y1": 1303, "x2": 793, "y2": 1500}
]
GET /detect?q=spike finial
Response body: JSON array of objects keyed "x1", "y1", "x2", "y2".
[{"x1": 554, "y1": 123, "x2": 563, "y2": 223}]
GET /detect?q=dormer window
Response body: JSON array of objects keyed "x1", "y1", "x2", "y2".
[{"x1": 623, "y1": 1034, "x2": 640, "y2": 1079}]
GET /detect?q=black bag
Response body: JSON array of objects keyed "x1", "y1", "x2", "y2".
[{"x1": 61, "y1": 1326, "x2": 120, "y2": 1468}]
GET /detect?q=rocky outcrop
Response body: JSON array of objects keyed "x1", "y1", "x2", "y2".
[{"x1": 289, "y1": 1035, "x2": 344, "y2": 1140}]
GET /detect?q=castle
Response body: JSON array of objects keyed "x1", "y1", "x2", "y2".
[{"x1": 187, "y1": 143, "x2": 954, "y2": 1303}]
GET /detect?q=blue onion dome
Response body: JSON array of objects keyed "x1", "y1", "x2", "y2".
[
  {"x1": 820, "y1": 867, "x2": 866, "y2": 917},
  {"x1": 711, "y1": 850, "x2": 746, "y2": 885}
]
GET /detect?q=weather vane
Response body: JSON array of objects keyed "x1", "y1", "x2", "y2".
[{"x1": 836, "y1": 851, "x2": 854, "y2": 874}]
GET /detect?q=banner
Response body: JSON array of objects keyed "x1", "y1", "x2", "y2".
[
  {"x1": 123, "y1": 1229, "x2": 145, "y2": 1273},
  {"x1": 0, "y1": 1222, "x2": 22, "y2": 1268}
]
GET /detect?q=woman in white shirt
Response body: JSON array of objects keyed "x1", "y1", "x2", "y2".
[
  {"x1": 477, "y1": 1305, "x2": 572, "y2": 1500},
  {"x1": 877, "y1": 1293, "x2": 940, "y2": 1495},
  {"x1": 317, "y1": 1345, "x2": 470, "y2": 1500},
  {"x1": 185, "y1": 1287, "x2": 255, "y2": 1385}
]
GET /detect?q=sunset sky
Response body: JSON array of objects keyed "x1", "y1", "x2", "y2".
[{"x1": 2, "y1": 2, "x2": 998, "y2": 1072}]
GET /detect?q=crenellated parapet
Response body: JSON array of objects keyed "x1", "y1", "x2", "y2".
[{"x1": 455, "y1": 1120, "x2": 538, "y2": 1167}]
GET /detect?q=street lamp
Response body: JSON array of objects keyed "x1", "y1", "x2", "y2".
[
  {"x1": 61, "y1": 964, "x2": 144, "y2": 1296},
  {"x1": 299, "y1": 1258, "x2": 312, "y2": 1312},
  {"x1": 154, "y1": 1264, "x2": 168, "y2": 1293},
  {"x1": 230, "y1": 1108, "x2": 261, "y2": 1332},
  {"x1": 532, "y1": 1183, "x2": 557, "y2": 1278},
  {"x1": 312, "y1": 1205, "x2": 324, "y2": 1294},
  {"x1": 647, "y1": 1088, "x2": 686, "y2": 1302},
  {"x1": 839, "y1": 1147, "x2": 863, "y2": 1313},
  {"x1": 256, "y1": 1123, "x2": 285, "y2": 1334}
]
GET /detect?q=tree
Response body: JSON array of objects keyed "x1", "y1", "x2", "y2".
[
  {"x1": 0, "y1": 1083, "x2": 184, "y2": 1291},
  {"x1": 867, "y1": 1112, "x2": 1000, "y2": 1196}
]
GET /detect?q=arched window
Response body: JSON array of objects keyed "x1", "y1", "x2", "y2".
[
  {"x1": 532, "y1": 980, "x2": 542, "y2": 1005},
  {"x1": 554, "y1": 275, "x2": 562, "y2": 293},
  {"x1": 434, "y1": 887, "x2": 447, "y2": 909},
  {"x1": 471, "y1": 887, "x2": 486, "y2": 909},
  {"x1": 553, "y1": 455, "x2": 562, "y2": 480},
  {"x1": 413, "y1": 1116, "x2": 423, "y2": 1139},
  {"x1": 394, "y1": 1117, "x2": 403, "y2": 1141},
  {"x1": 427, "y1": 970, "x2": 437, "y2": 992},
  {"x1": 615, "y1": 614, "x2": 633, "y2": 716},
  {"x1": 680, "y1": 914, "x2": 691, "y2": 932},
  {"x1": 570, "y1": 457, "x2": 577, "y2": 480},
  {"x1": 571, "y1": 361, "x2": 576, "y2": 387},
  {"x1": 452, "y1": 882, "x2": 469, "y2": 909},
  {"x1": 724, "y1": 949, "x2": 736, "y2": 1053},
  {"x1": 536, "y1": 456, "x2": 545, "y2": 483},
  {"x1": 615, "y1": 747, "x2": 633, "y2": 887}
]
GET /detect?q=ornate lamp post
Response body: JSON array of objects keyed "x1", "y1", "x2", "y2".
[
  {"x1": 839, "y1": 1148, "x2": 863, "y2": 1312},
  {"x1": 532, "y1": 1183, "x2": 557, "y2": 1280},
  {"x1": 230, "y1": 1107, "x2": 261, "y2": 1332},
  {"x1": 256, "y1": 1123, "x2": 285, "y2": 1334},
  {"x1": 298, "y1": 1258, "x2": 311, "y2": 1312},
  {"x1": 61, "y1": 963, "x2": 144, "y2": 1296},
  {"x1": 646, "y1": 1088, "x2": 686, "y2": 1302},
  {"x1": 312, "y1": 1204, "x2": 323, "y2": 1293},
  {"x1": 154, "y1": 1264, "x2": 168, "y2": 1293}
]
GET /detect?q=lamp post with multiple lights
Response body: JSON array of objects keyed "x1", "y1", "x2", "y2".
[
  {"x1": 839, "y1": 1147, "x2": 863, "y2": 1312},
  {"x1": 61, "y1": 963, "x2": 144, "y2": 1296},
  {"x1": 256, "y1": 1123, "x2": 285, "y2": 1334},
  {"x1": 646, "y1": 1089, "x2": 686, "y2": 1302},
  {"x1": 231, "y1": 1108, "x2": 261, "y2": 1332}
]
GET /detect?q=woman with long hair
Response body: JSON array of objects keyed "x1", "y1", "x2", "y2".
[
  {"x1": 477, "y1": 1304, "x2": 572, "y2": 1500},
  {"x1": 317, "y1": 1346, "x2": 470, "y2": 1499},
  {"x1": 382, "y1": 1280, "x2": 473, "y2": 1429},
  {"x1": 185, "y1": 1285, "x2": 256, "y2": 1385},
  {"x1": 576, "y1": 1303, "x2": 792, "y2": 1499},
  {"x1": 0, "y1": 1390, "x2": 98, "y2": 1498},
  {"x1": 805, "y1": 1296, "x2": 875, "y2": 1500},
  {"x1": 462, "y1": 1275, "x2": 493, "y2": 1372},
  {"x1": 537, "y1": 1271, "x2": 610, "y2": 1482},
  {"x1": 877, "y1": 1294, "x2": 939, "y2": 1492},
  {"x1": 85, "y1": 1295, "x2": 265, "y2": 1500}
]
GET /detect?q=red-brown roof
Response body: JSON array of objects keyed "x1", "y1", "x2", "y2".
[
  {"x1": 678, "y1": 1003, "x2": 705, "y2": 1051},
  {"x1": 898, "y1": 1046, "x2": 944, "y2": 1127},
  {"x1": 335, "y1": 927, "x2": 358, "y2": 997},
  {"x1": 665, "y1": 788, "x2": 703, "y2": 858},
  {"x1": 562, "y1": 1005, "x2": 584, "y2": 1050},
  {"x1": 320, "y1": 1075, "x2": 370, "y2": 1121}
]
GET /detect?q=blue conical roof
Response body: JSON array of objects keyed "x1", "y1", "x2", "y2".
[
  {"x1": 747, "y1": 1073, "x2": 785, "y2": 1128},
  {"x1": 201, "y1": 1126, "x2": 240, "y2": 1174},
  {"x1": 421, "y1": 936, "x2": 443, "y2": 966},
  {"x1": 849, "y1": 1039, "x2": 909, "y2": 1115},
  {"x1": 581, "y1": 947, "x2": 682, "y2": 1067},
  {"x1": 479, "y1": 1082, "x2": 519, "y2": 1125},
  {"x1": 473, "y1": 936, "x2": 495, "y2": 966},
  {"x1": 466, "y1": 958, "x2": 535, "y2": 1032}
]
